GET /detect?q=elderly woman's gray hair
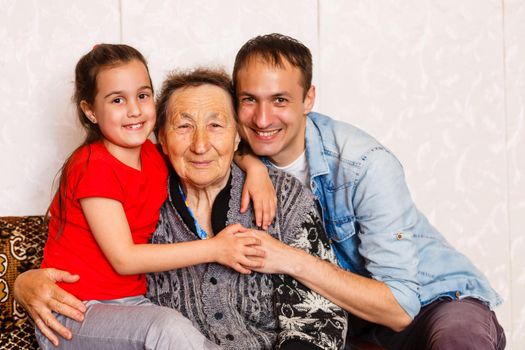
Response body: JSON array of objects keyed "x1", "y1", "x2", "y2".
[{"x1": 154, "y1": 68, "x2": 236, "y2": 139}]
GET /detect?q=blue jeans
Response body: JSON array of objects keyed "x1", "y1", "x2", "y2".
[
  {"x1": 349, "y1": 297, "x2": 506, "y2": 350},
  {"x1": 35, "y1": 295, "x2": 220, "y2": 350}
]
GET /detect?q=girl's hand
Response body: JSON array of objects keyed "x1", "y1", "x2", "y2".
[
  {"x1": 241, "y1": 162, "x2": 277, "y2": 230},
  {"x1": 211, "y1": 224, "x2": 266, "y2": 274}
]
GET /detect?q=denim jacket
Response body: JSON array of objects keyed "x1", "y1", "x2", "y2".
[{"x1": 303, "y1": 112, "x2": 502, "y2": 319}]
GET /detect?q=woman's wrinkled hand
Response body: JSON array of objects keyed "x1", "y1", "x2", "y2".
[
  {"x1": 211, "y1": 223, "x2": 266, "y2": 274},
  {"x1": 236, "y1": 230, "x2": 297, "y2": 275}
]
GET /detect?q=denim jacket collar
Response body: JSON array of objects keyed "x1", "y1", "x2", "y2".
[{"x1": 305, "y1": 114, "x2": 330, "y2": 180}]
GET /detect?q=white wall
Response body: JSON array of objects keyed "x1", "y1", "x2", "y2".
[{"x1": 1, "y1": 0, "x2": 523, "y2": 348}]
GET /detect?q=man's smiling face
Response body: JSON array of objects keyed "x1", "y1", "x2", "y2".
[{"x1": 235, "y1": 56, "x2": 315, "y2": 167}]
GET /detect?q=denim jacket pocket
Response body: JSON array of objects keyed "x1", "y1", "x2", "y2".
[
  {"x1": 328, "y1": 217, "x2": 356, "y2": 243},
  {"x1": 327, "y1": 218, "x2": 367, "y2": 274}
]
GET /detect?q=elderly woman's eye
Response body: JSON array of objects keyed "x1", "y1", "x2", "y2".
[
  {"x1": 210, "y1": 123, "x2": 223, "y2": 128},
  {"x1": 176, "y1": 123, "x2": 192, "y2": 130}
]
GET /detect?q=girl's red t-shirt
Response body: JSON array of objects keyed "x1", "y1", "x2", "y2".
[{"x1": 42, "y1": 140, "x2": 168, "y2": 300}]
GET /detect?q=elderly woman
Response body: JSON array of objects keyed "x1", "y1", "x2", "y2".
[
  {"x1": 147, "y1": 68, "x2": 347, "y2": 349},
  {"x1": 15, "y1": 68, "x2": 347, "y2": 350}
]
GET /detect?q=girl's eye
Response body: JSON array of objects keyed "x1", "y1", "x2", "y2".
[
  {"x1": 138, "y1": 93, "x2": 150, "y2": 100},
  {"x1": 112, "y1": 97, "x2": 124, "y2": 104}
]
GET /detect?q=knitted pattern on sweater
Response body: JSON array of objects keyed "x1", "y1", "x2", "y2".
[{"x1": 147, "y1": 164, "x2": 347, "y2": 349}]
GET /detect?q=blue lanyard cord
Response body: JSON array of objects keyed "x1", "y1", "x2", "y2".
[{"x1": 178, "y1": 184, "x2": 208, "y2": 240}]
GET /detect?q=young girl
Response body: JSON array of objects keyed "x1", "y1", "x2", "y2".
[{"x1": 36, "y1": 44, "x2": 274, "y2": 349}]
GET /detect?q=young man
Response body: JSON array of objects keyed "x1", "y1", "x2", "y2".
[{"x1": 233, "y1": 33, "x2": 505, "y2": 350}]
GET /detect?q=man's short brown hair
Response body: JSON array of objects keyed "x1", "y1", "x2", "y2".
[{"x1": 232, "y1": 33, "x2": 313, "y2": 99}]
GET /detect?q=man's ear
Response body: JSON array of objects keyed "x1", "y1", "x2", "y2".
[
  {"x1": 234, "y1": 131, "x2": 241, "y2": 152},
  {"x1": 303, "y1": 85, "x2": 316, "y2": 115},
  {"x1": 80, "y1": 100, "x2": 97, "y2": 123}
]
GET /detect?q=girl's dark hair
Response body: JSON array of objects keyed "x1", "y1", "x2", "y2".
[{"x1": 50, "y1": 44, "x2": 151, "y2": 238}]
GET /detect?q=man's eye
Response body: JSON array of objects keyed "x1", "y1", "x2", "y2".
[
  {"x1": 242, "y1": 97, "x2": 255, "y2": 103},
  {"x1": 275, "y1": 97, "x2": 287, "y2": 104}
]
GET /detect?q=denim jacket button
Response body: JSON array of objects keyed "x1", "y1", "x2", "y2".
[{"x1": 396, "y1": 232, "x2": 403, "y2": 240}]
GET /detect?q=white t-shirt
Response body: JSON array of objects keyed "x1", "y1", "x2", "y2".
[{"x1": 270, "y1": 150, "x2": 310, "y2": 188}]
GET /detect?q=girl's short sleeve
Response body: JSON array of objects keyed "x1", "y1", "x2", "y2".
[{"x1": 74, "y1": 159, "x2": 125, "y2": 202}]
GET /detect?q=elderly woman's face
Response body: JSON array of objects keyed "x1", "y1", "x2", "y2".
[{"x1": 160, "y1": 84, "x2": 240, "y2": 189}]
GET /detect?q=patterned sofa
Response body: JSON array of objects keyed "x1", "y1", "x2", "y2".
[
  {"x1": 0, "y1": 216, "x2": 384, "y2": 350},
  {"x1": 0, "y1": 216, "x2": 45, "y2": 349}
]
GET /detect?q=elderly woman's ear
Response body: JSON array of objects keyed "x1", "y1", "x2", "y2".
[{"x1": 158, "y1": 130, "x2": 169, "y2": 155}]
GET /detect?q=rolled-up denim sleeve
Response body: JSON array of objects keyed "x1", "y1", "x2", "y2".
[{"x1": 353, "y1": 148, "x2": 421, "y2": 319}]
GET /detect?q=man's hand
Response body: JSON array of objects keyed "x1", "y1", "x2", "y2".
[{"x1": 14, "y1": 268, "x2": 86, "y2": 346}]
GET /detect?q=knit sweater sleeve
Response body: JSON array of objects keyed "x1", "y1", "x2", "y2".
[{"x1": 271, "y1": 172, "x2": 348, "y2": 350}]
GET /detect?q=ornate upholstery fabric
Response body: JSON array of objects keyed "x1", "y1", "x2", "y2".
[{"x1": 0, "y1": 216, "x2": 46, "y2": 350}]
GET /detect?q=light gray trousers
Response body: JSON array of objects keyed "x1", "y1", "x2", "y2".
[{"x1": 35, "y1": 295, "x2": 221, "y2": 350}]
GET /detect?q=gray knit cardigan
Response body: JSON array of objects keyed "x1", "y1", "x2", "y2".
[{"x1": 147, "y1": 164, "x2": 347, "y2": 350}]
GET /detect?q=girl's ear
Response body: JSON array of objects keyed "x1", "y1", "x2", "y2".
[{"x1": 80, "y1": 100, "x2": 97, "y2": 124}]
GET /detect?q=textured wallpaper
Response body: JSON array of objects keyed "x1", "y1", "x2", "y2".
[
  {"x1": 505, "y1": 0, "x2": 525, "y2": 344},
  {"x1": 0, "y1": 0, "x2": 522, "y2": 348},
  {"x1": 318, "y1": 0, "x2": 513, "y2": 342}
]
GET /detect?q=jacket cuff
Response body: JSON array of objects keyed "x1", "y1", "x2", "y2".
[{"x1": 385, "y1": 279, "x2": 420, "y2": 319}]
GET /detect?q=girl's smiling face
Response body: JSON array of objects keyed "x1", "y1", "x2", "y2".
[{"x1": 81, "y1": 59, "x2": 155, "y2": 160}]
